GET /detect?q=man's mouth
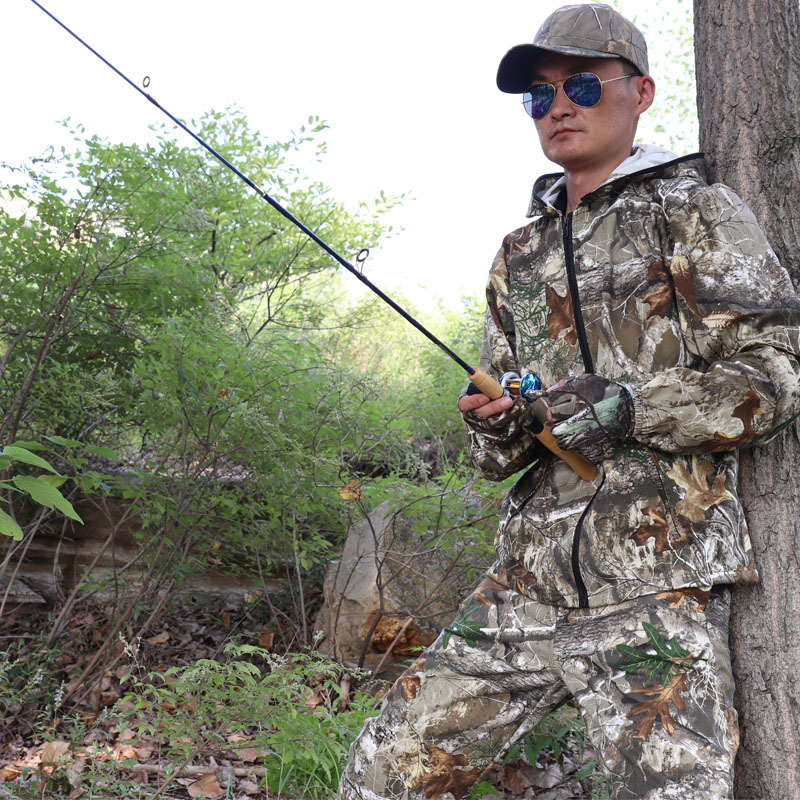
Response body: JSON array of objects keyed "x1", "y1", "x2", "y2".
[{"x1": 551, "y1": 127, "x2": 579, "y2": 139}]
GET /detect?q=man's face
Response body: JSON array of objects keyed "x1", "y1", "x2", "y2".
[{"x1": 529, "y1": 52, "x2": 652, "y2": 173}]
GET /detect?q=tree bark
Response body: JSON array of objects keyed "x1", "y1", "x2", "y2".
[{"x1": 694, "y1": 2, "x2": 800, "y2": 797}]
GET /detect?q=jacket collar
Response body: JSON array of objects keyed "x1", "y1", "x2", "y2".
[{"x1": 528, "y1": 144, "x2": 706, "y2": 217}]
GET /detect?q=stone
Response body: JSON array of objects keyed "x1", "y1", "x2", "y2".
[{"x1": 317, "y1": 500, "x2": 489, "y2": 671}]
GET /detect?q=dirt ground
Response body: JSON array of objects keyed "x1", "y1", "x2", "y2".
[{"x1": 0, "y1": 598, "x2": 596, "y2": 799}]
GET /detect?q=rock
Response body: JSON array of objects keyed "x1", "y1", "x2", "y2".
[{"x1": 317, "y1": 501, "x2": 488, "y2": 671}]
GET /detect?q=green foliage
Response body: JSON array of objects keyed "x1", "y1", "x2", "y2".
[
  {"x1": 467, "y1": 779, "x2": 500, "y2": 799},
  {"x1": 0, "y1": 109, "x2": 423, "y2": 613},
  {"x1": 504, "y1": 707, "x2": 609, "y2": 800},
  {"x1": 117, "y1": 641, "x2": 381, "y2": 799},
  {"x1": 0, "y1": 441, "x2": 82, "y2": 539},
  {"x1": 616, "y1": 621, "x2": 695, "y2": 686},
  {"x1": 0, "y1": 107, "x2": 504, "y2": 797}
]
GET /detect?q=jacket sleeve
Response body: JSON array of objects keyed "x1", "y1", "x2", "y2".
[
  {"x1": 462, "y1": 239, "x2": 545, "y2": 480},
  {"x1": 629, "y1": 181, "x2": 800, "y2": 454}
]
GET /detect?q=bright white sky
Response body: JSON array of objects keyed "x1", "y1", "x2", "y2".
[{"x1": 3, "y1": 0, "x2": 694, "y2": 309}]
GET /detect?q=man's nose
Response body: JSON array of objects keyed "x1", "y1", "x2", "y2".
[{"x1": 549, "y1": 86, "x2": 575, "y2": 118}]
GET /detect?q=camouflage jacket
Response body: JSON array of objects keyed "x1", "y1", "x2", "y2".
[{"x1": 465, "y1": 145, "x2": 800, "y2": 608}]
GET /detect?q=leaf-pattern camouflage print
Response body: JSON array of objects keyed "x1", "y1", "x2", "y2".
[
  {"x1": 337, "y1": 584, "x2": 736, "y2": 800},
  {"x1": 464, "y1": 146, "x2": 800, "y2": 607}
]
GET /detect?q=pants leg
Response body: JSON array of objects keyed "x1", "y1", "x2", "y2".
[
  {"x1": 556, "y1": 588, "x2": 737, "y2": 800},
  {"x1": 337, "y1": 578, "x2": 570, "y2": 800},
  {"x1": 338, "y1": 583, "x2": 738, "y2": 800}
]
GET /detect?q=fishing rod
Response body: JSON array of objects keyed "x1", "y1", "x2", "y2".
[{"x1": 28, "y1": 0, "x2": 597, "y2": 483}]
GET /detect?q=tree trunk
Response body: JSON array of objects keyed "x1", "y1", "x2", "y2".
[{"x1": 694, "y1": 1, "x2": 800, "y2": 797}]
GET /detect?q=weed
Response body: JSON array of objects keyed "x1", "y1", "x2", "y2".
[{"x1": 115, "y1": 641, "x2": 381, "y2": 799}]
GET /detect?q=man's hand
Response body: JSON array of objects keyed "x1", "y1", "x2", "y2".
[
  {"x1": 533, "y1": 374, "x2": 634, "y2": 461},
  {"x1": 458, "y1": 393, "x2": 514, "y2": 419}
]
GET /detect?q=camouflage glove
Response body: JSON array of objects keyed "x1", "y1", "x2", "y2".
[{"x1": 533, "y1": 374, "x2": 634, "y2": 462}]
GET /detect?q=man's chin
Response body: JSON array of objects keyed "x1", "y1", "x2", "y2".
[{"x1": 544, "y1": 145, "x2": 587, "y2": 171}]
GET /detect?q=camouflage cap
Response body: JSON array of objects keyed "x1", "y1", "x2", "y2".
[{"x1": 497, "y1": 4, "x2": 649, "y2": 93}]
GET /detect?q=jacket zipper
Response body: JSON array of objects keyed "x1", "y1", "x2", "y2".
[{"x1": 563, "y1": 211, "x2": 592, "y2": 607}]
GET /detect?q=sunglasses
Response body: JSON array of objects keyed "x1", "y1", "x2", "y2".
[{"x1": 523, "y1": 72, "x2": 638, "y2": 119}]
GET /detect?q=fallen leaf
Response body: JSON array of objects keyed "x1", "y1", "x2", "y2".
[
  {"x1": 532, "y1": 762, "x2": 564, "y2": 789},
  {"x1": 339, "y1": 480, "x2": 362, "y2": 500},
  {"x1": 66, "y1": 758, "x2": 86, "y2": 788},
  {"x1": 118, "y1": 745, "x2": 138, "y2": 760},
  {"x1": 146, "y1": 631, "x2": 170, "y2": 645},
  {"x1": 134, "y1": 743, "x2": 154, "y2": 760},
  {"x1": 187, "y1": 772, "x2": 225, "y2": 799},
  {"x1": 303, "y1": 685, "x2": 326, "y2": 709},
  {"x1": 41, "y1": 740, "x2": 70, "y2": 766},
  {"x1": 132, "y1": 767, "x2": 149, "y2": 784},
  {"x1": 240, "y1": 778, "x2": 261, "y2": 794},
  {"x1": 237, "y1": 748, "x2": 260, "y2": 763},
  {"x1": 503, "y1": 763, "x2": 528, "y2": 793},
  {"x1": 1, "y1": 765, "x2": 22, "y2": 781}
]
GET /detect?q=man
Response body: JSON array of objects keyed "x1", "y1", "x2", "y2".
[{"x1": 338, "y1": 5, "x2": 800, "y2": 799}]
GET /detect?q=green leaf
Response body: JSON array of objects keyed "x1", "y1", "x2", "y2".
[
  {"x1": 0, "y1": 507, "x2": 23, "y2": 540},
  {"x1": 38, "y1": 474, "x2": 68, "y2": 488},
  {"x1": 45, "y1": 435, "x2": 82, "y2": 449},
  {"x1": 12, "y1": 475, "x2": 82, "y2": 522},
  {"x1": 576, "y1": 761, "x2": 596, "y2": 780},
  {"x1": 524, "y1": 736, "x2": 547, "y2": 766},
  {"x1": 2, "y1": 446, "x2": 58, "y2": 473},
  {"x1": 9, "y1": 440, "x2": 46, "y2": 451},
  {"x1": 85, "y1": 445, "x2": 119, "y2": 460},
  {"x1": 467, "y1": 780, "x2": 500, "y2": 799},
  {"x1": 503, "y1": 744, "x2": 520, "y2": 764}
]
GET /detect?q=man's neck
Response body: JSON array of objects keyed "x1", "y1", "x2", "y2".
[{"x1": 563, "y1": 150, "x2": 634, "y2": 214}]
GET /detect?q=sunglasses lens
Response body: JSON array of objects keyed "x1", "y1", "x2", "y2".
[
  {"x1": 563, "y1": 73, "x2": 602, "y2": 107},
  {"x1": 523, "y1": 84, "x2": 555, "y2": 119}
]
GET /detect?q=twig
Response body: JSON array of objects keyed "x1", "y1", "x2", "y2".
[{"x1": 64, "y1": 539, "x2": 167, "y2": 704}]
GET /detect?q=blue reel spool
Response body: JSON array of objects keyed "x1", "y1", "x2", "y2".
[{"x1": 519, "y1": 372, "x2": 542, "y2": 401}]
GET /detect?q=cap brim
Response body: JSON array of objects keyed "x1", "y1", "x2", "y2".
[{"x1": 496, "y1": 43, "x2": 619, "y2": 93}]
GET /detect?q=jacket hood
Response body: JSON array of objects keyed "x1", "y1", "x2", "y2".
[{"x1": 528, "y1": 144, "x2": 706, "y2": 216}]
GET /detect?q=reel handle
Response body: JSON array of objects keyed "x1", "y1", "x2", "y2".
[{"x1": 466, "y1": 368, "x2": 598, "y2": 482}]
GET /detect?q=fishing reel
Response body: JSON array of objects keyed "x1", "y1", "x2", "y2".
[{"x1": 500, "y1": 371, "x2": 543, "y2": 402}]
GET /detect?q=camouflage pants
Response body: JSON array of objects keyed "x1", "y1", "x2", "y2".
[{"x1": 337, "y1": 579, "x2": 737, "y2": 800}]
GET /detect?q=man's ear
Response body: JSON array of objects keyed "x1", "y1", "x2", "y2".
[{"x1": 635, "y1": 75, "x2": 656, "y2": 118}]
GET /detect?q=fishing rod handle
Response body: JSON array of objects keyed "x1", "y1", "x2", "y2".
[
  {"x1": 466, "y1": 368, "x2": 598, "y2": 482},
  {"x1": 533, "y1": 426, "x2": 599, "y2": 482},
  {"x1": 468, "y1": 367, "x2": 505, "y2": 399}
]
